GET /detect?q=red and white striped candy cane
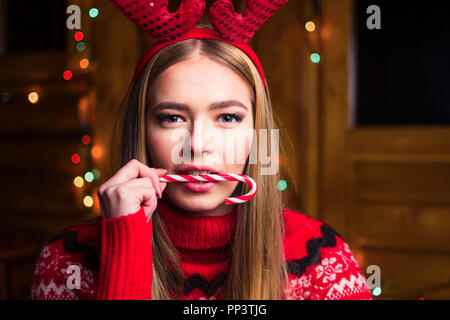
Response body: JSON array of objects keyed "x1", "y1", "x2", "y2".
[{"x1": 159, "y1": 174, "x2": 257, "y2": 205}]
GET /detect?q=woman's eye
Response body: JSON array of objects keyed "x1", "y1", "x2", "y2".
[
  {"x1": 218, "y1": 113, "x2": 243, "y2": 123},
  {"x1": 155, "y1": 113, "x2": 183, "y2": 124},
  {"x1": 155, "y1": 113, "x2": 243, "y2": 125}
]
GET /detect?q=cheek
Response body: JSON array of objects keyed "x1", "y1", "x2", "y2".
[
  {"x1": 222, "y1": 124, "x2": 254, "y2": 173},
  {"x1": 146, "y1": 130, "x2": 175, "y2": 168}
]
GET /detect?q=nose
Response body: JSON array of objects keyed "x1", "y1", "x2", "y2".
[{"x1": 189, "y1": 118, "x2": 213, "y2": 159}]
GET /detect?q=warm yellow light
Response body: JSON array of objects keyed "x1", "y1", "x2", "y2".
[
  {"x1": 83, "y1": 195, "x2": 94, "y2": 207},
  {"x1": 28, "y1": 92, "x2": 39, "y2": 104},
  {"x1": 80, "y1": 58, "x2": 90, "y2": 69},
  {"x1": 91, "y1": 145, "x2": 104, "y2": 159},
  {"x1": 305, "y1": 21, "x2": 316, "y2": 32},
  {"x1": 74, "y1": 176, "x2": 84, "y2": 188}
]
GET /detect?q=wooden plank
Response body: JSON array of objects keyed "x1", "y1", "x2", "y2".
[
  {"x1": 0, "y1": 91, "x2": 83, "y2": 133},
  {"x1": 360, "y1": 248, "x2": 450, "y2": 299},
  {"x1": 353, "y1": 161, "x2": 450, "y2": 202},
  {"x1": 320, "y1": 0, "x2": 353, "y2": 238},
  {"x1": 354, "y1": 202, "x2": 450, "y2": 252},
  {"x1": 0, "y1": 51, "x2": 66, "y2": 82},
  {"x1": 348, "y1": 127, "x2": 450, "y2": 154}
]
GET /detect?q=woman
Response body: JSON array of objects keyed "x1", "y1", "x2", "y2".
[{"x1": 30, "y1": 1, "x2": 373, "y2": 300}]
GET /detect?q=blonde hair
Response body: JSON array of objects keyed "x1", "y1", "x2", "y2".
[{"x1": 112, "y1": 25, "x2": 292, "y2": 299}]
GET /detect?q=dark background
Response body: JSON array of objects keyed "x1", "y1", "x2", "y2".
[
  {"x1": 354, "y1": 0, "x2": 450, "y2": 125},
  {"x1": 4, "y1": 1, "x2": 66, "y2": 53}
]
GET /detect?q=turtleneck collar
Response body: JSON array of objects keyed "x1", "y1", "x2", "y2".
[{"x1": 156, "y1": 198, "x2": 238, "y2": 250}]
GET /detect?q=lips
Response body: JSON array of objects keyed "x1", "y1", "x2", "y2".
[
  {"x1": 177, "y1": 165, "x2": 221, "y2": 175},
  {"x1": 183, "y1": 181, "x2": 216, "y2": 192},
  {"x1": 176, "y1": 165, "x2": 220, "y2": 191}
]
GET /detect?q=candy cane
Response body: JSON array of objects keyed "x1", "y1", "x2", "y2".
[{"x1": 159, "y1": 174, "x2": 257, "y2": 205}]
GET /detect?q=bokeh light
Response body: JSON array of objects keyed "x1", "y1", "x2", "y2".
[
  {"x1": 84, "y1": 171, "x2": 95, "y2": 183},
  {"x1": 310, "y1": 53, "x2": 321, "y2": 64},
  {"x1": 89, "y1": 8, "x2": 99, "y2": 18},
  {"x1": 82, "y1": 135, "x2": 91, "y2": 145},
  {"x1": 74, "y1": 176, "x2": 84, "y2": 188},
  {"x1": 74, "y1": 31, "x2": 84, "y2": 41},
  {"x1": 91, "y1": 145, "x2": 103, "y2": 159},
  {"x1": 83, "y1": 195, "x2": 94, "y2": 207},
  {"x1": 92, "y1": 169, "x2": 101, "y2": 180},
  {"x1": 277, "y1": 180, "x2": 288, "y2": 191},
  {"x1": 28, "y1": 92, "x2": 39, "y2": 104},
  {"x1": 305, "y1": 21, "x2": 316, "y2": 32},
  {"x1": 372, "y1": 287, "x2": 382, "y2": 296},
  {"x1": 71, "y1": 153, "x2": 80, "y2": 164},
  {"x1": 63, "y1": 70, "x2": 73, "y2": 80},
  {"x1": 80, "y1": 58, "x2": 89, "y2": 69},
  {"x1": 76, "y1": 42, "x2": 86, "y2": 52}
]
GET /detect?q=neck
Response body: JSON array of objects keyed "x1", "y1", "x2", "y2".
[
  {"x1": 156, "y1": 198, "x2": 238, "y2": 250},
  {"x1": 161, "y1": 196, "x2": 234, "y2": 217}
]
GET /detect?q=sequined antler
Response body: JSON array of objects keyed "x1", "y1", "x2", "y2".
[
  {"x1": 110, "y1": 0, "x2": 206, "y2": 42},
  {"x1": 209, "y1": 0, "x2": 289, "y2": 43}
]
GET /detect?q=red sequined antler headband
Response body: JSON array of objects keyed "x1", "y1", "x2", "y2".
[{"x1": 110, "y1": 0, "x2": 289, "y2": 86}]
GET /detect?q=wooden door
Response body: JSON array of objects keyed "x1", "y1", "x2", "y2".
[{"x1": 320, "y1": 0, "x2": 450, "y2": 299}]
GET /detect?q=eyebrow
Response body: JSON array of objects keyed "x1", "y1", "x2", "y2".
[{"x1": 151, "y1": 100, "x2": 249, "y2": 113}]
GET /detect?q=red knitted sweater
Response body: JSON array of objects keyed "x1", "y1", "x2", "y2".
[{"x1": 30, "y1": 199, "x2": 373, "y2": 300}]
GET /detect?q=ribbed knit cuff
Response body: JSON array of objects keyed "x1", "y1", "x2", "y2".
[{"x1": 96, "y1": 207, "x2": 153, "y2": 300}]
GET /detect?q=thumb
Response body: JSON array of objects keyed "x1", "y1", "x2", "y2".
[{"x1": 155, "y1": 168, "x2": 168, "y2": 195}]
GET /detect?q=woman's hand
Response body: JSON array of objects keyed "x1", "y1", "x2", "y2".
[{"x1": 97, "y1": 159, "x2": 167, "y2": 221}]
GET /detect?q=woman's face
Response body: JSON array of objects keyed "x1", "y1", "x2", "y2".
[{"x1": 146, "y1": 54, "x2": 254, "y2": 216}]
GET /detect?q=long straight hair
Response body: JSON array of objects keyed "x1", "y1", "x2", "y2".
[{"x1": 112, "y1": 25, "x2": 292, "y2": 299}]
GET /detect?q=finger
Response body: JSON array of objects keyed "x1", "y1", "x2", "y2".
[
  {"x1": 155, "y1": 168, "x2": 168, "y2": 197},
  {"x1": 115, "y1": 183, "x2": 158, "y2": 221},
  {"x1": 160, "y1": 181, "x2": 167, "y2": 194},
  {"x1": 104, "y1": 159, "x2": 164, "y2": 190},
  {"x1": 110, "y1": 177, "x2": 157, "y2": 195},
  {"x1": 145, "y1": 169, "x2": 166, "y2": 198}
]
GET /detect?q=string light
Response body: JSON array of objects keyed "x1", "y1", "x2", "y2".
[
  {"x1": 310, "y1": 53, "x2": 321, "y2": 64},
  {"x1": 92, "y1": 169, "x2": 101, "y2": 180},
  {"x1": 83, "y1": 195, "x2": 94, "y2": 207},
  {"x1": 73, "y1": 176, "x2": 84, "y2": 188},
  {"x1": 89, "y1": 8, "x2": 99, "y2": 18},
  {"x1": 84, "y1": 171, "x2": 95, "y2": 183},
  {"x1": 63, "y1": 70, "x2": 73, "y2": 80},
  {"x1": 71, "y1": 153, "x2": 81, "y2": 164},
  {"x1": 1, "y1": 92, "x2": 10, "y2": 102},
  {"x1": 82, "y1": 135, "x2": 91, "y2": 145},
  {"x1": 28, "y1": 92, "x2": 39, "y2": 104},
  {"x1": 372, "y1": 287, "x2": 382, "y2": 297},
  {"x1": 74, "y1": 31, "x2": 84, "y2": 41},
  {"x1": 76, "y1": 42, "x2": 86, "y2": 52},
  {"x1": 277, "y1": 180, "x2": 288, "y2": 191},
  {"x1": 91, "y1": 145, "x2": 103, "y2": 159},
  {"x1": 80, "y1": 58, "x2": 90, "y2": 69},
  {"x1": 305, "y1": 21, "x2": 316, "y2": 32},
  {"x1": 69, "y1": 14, "x2": 99, "y2": 212}
]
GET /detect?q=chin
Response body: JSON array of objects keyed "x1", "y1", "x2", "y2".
[
  {"x1": 166, "y1": 189, "x2": 223, "y2": 212},
  {"x1": 178, "y1": 196, "x2": 222, "y2": 213}
]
